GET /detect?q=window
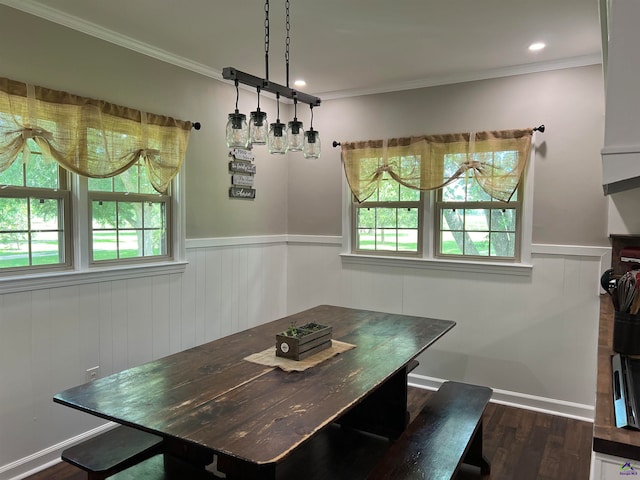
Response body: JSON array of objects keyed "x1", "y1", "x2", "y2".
[
  {"x1": 435, "y1": 152, "x2": 521, "y2": 259},
  {"x1": 342, "y1": 130, "x2": 533, "y2": 263},
  {"x1": 0, "y1": 76, "x2": 192, "y2": 278},
  {"x1": 353, "y1": 171, "x2": 422, "y2": 255},
  {"x1": 0, "y1": 140, "x2": 71, "y2": 272},
  {"x1": 89, "y1": 161, "x2": 170, "y2": 264}
]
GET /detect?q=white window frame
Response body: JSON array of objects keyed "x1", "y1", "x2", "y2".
[
  {"x1": 341, "y1": 145, "x2": 535, "y2": 276},
  {"x1": 0, "y1": 167, "x2": 186, "y2": 294}
]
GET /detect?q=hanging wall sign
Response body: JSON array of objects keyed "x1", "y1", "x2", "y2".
[
  {"x1": 229, "y1": 149, "x2": 256, "y2": 199},
  {"x1": 232, "y1": 174, "x2": 254, "y2": 187},
  {"x1": 229, "y1": 187, "x2": 256, "y2": 199},
  {"x1": 229, "y1": 148, "x2": 254, "y2": 161},
  {"x1": 229, "y1": 160, "x2": 257, "y2": 174}
]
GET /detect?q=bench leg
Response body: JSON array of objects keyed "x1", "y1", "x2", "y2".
[{"x1": 463, "y1": 421, "x2": 491, "y2": 475}]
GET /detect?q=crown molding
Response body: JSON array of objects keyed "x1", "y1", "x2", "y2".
[
  {"x1": 1, "y1": 0, "x2": 603, "y2": 101},
  {"x1": 317, "y1": 53, "x2": 603, "y2": 100},
  {"x1": 0, "y1": 0, "x2": 223, "y2": 81}
]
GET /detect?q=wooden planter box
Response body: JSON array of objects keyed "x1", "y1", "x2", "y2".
[{"x1": 276, "y1": 323, "x2": 332, "y2": 361}]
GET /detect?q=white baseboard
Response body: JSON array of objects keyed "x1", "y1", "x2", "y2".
[
  {"x1": 1, "y1": 422, "x2": 115, "y2": 480},
  {"x1": 408, "y1": 373, "x2": 595, "y2": 423}
]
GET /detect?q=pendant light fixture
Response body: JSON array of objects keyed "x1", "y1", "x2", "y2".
[
  {"x1": 303, "y1": 104, "x2": 321, "y2": 159},
  {"x1": 222, "y1": 0, "x2": 321, "y2": 157},
  {"x1": 287, "y1": 97, "x2": 304, "y2": 152},
  {"x1": 268, "y1": 93, "x2": 288, "y2": 154},
  {"x1": 249, "y1": 87, "x2": 268, "y2": 145},
  {"x1": 226, "y1": 79, "x2": 249, "y2": 148}
]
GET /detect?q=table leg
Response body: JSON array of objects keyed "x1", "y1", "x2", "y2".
[
  {"x1": 162, "y1": 437, "x2": 214, "y2": 477},
  {"x1": 216, "y1": 454, "x2": 276, "y2": 480},
  {"x1": 336, "y1": 365, "x2": 409, "y2": 439}
]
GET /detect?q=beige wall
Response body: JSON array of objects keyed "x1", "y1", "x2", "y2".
[
  {"x1": 293, "y1": 65, "x2": 608, "y2": 245},
  {"x1": 1, "y1": 5, "x2": 607, "y2": 246},
  {"x1": 0, "y1": 5, "x2": 290, "y2": 239}
]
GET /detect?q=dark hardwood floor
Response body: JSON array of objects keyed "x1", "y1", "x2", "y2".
[{"x1": 26, "y1": 387, "x2": 593, "y2": 480}]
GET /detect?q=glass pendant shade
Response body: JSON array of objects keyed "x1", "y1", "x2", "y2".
[
  {"x1": 226, "y1": 110, "x2": 249, "y2": 148},
  {"x1": 268, "y1": 121, "x2": 288, "y2": 154},
  {"x1": 287, "y1": 119, "x2": 304, "y2": 152},
  {"x1": 303, "y1": 128, "x2": 321, "y2": 159},
  {"x1": 249, "y1": 109, "x2": 268, "y2": 145}
]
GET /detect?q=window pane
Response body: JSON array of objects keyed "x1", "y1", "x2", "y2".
[
  {"x1": 118, "y1": 202, "x2": 143, "y2": 229},
  {"x1": 377, "y1": 208, "x2": 396, "y2": 228},
  {"x1": 119, "y1": 231, "x2": 139, "y2": 258},
  {"x1": 490, "y1": 232, "x2": 516, "y2": 257},
  {"x1": 398, "y1": 208, "x2": 418, "y2": 228},
  {"x1": 443, "y1": 154, "x2": 463, "y2": 177},
  {"x1": 399, "y1": 185, "x2": 420, "y2": 201},
  {"x1": 31, "y1": 231, "x2": 62, "y2": 265},
  {"x1": 397, "y1": 229, "x2": 418, "y2": 251},
  {"x1": 378, "y1": 178, "x2": 399, "y2": 202},
  {"x1": 441, "y1": 209, "x2": 463, "y2": 231},
  {"x1": 113, "y1": 174, "x2": 127, "y2": 193},
  {"x1": 145, "y1": 229, "x2": 166, "y2": 256},
  {"x1": 441, "y1": 178, "x2": 466, "y2": 202},
  {"x1": 464, "y1": 209, "x2": 489, "y2": 231},
  {"x1": 88, "y1": 177, "x2": 113, "y2": 192},
  {"x1": 466, "y1": 179, "x2": 492, "y2": 201},
  {"x1": 26, "y1": 154, "x2": 58, "y2": 189},
  {"x1": 93, "y1": 231, "x2": 118, "y2": 260},
  {"x1": 357, "y1": 229, "x2": 375, "y2": 250},
  {"x1": 1, "y1": 157, "x2": 24, "y2": 186},
  {"x1": 491, "y1": 209, "x2": 516, "y2": 231},
  {"x1": 30, "y1": 198, "x2": 60, "y2": 230},
  {"x1": 144, "y1": 202, "x2": 164, "y2": 229},
  {"x1": 0, "y1": 197, "x2": 28, "y2": 231},
  {"x1": 440, "y1": 231, "x2": 462, "y2": 254},
  {"x1": 376, "y1": 229, "x2": 397, "y2": 250},
  {"x1": 0, "y1": 233, "x2": 29, "y2": 267},
  {"x1": 139, "y1": 168, "x2": 154, "y2": 194},
  {"x1": 93, "y1": 201, "x2": 116, "y2": 228},
  {"x1": 357, "y1": 208, "x2": 375, "y2": 229},
  {"x1": 465, "y1": 232, "x2": 489, "y2": 256}
]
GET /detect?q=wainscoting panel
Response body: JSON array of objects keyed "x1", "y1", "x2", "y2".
[
  {"x1": 0, "y1": 240, "x2": 287, "y2": 480},
  {"x1": 0, "y1": 237, "x2": 607, "y2": 479},
  {"x1": 287, "y1": 240, "x2": 606, "y2": 418}
]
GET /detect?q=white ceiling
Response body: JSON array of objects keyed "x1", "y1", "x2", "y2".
[{"x1": 1, "y1": 0, "x2": 603, "y2": 99}]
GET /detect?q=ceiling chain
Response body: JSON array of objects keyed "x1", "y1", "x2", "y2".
[
  {"x1": 264, "y1": 0, "x2": 270, "y2": 80},
  {"x1": 285, "y1": 0, "x2": 291, "y2": 88}
]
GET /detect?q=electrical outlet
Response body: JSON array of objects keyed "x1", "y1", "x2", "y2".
[{"x1": 86, "y1": 366, "x2": 99, "y2": 382}]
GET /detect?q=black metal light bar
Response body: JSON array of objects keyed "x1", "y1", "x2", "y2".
[{"x1": 222, "y1": 67, "x2": 321, "y2": 107}]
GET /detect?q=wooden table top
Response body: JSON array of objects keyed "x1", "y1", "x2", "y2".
[
  {"x1": 54, "y1": 305, "x2": 455, "y2": 467},
  {"x1": 593, "y1": 295, "x2": 640, "y2": 459}
]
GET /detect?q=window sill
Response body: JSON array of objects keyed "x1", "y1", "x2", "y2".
[
  {"x1": 0, "y1": 261, "x2": 188, "y2": 294},
  {"x1": 340, "y1": 253, "x2": 533, "y2": 276}
]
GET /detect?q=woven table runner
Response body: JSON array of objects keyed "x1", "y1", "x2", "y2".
[{"x1": 244, "y1": 340, "x2": 356, "y2": 372}]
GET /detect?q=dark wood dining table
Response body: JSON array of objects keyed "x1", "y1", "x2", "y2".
[{"x1": 54, "y1": 305, "x2": 455, "y2": 479}]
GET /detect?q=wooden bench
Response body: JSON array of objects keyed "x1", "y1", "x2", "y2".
[
  {"x1": 369, "y1": 381, "x2": 493, "y2": 479},
  {"x1": 61, "y1": 425, "x2": 164, "y2": 480}
]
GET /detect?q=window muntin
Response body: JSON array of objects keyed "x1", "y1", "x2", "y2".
[
  {"x1": 353, "y1": 171, "x2": 422, "y2": 255},
  {"x1": 88, "y1": 161, "x2": 171, "y2": 264},
  {"x1": 0, "y1": 141, "x2": 71, "y2": 272}
]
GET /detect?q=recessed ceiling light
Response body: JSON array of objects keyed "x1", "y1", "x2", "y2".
[
  {"x1": 528, "y1": 42, "x2": 546, "y2": 52},
  {"x1": 294, "y1": 79, "x2": 307, "y2": 88}
]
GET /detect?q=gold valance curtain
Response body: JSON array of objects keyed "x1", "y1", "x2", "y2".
[
  {"x1": 341, "y1": 129, "x2": 533, "y2": 203},
  {"x1": 0, "y1": 77, "x2": 192, "y2": 194}
]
